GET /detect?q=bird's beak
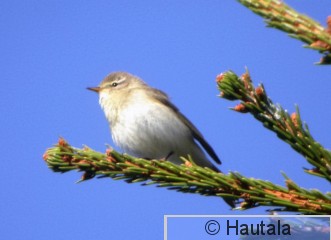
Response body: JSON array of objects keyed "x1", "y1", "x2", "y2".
[{"x1": 87, "y1": 87, "x2": 101, "y2": 93}]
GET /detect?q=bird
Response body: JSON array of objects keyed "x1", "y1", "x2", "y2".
[
  {"x1": 87, "y1": 72, "x2": 221, "y2": 171},
  {"x1": 88, "y1": 72, "x2": 236, "y2": 207}
]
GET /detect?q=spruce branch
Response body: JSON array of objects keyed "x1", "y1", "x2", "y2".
[
  {"x1": 237, "y1": 0, "x2": 331, "y2": 64},
  {"x1": 43, "y1": 138, "x2": 331, "y2": 214},
  {"x1": 216, "y1": 70, "x2": 331, "y2": 182}
]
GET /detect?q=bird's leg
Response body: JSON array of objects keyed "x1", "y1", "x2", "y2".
[
  {"x1": 142, "y1": 151, "x2": 174, "y2": 162},
  {"x1": 164, "y1": 151, "x2": 174, "y2": 160}
]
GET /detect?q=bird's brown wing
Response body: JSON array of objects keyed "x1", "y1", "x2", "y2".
[{"x1": 149, "y1": 88, "x2": 221, "y2": 164}]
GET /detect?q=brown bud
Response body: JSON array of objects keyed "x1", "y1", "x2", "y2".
[
  {"x1": 106, "y1": 148, "x2": 112, "y2": 155},
  {"x1": 58, "y1": 137, "x2": 67, "y2": 147},
  {"x1": 106, "y1": 155, "x2": 116, "y2": 163},
  {"x1": 77, "y1": 159, "x2": 89, "y2": 165},
  {"x1": 327, "y1": 16, "x2": 331, "y2": 32},
  {"x1": 105, "y1": 148, "x2": 117, "y2": 163},
  {"x1": 241, "y1": 72, "x2": 250, "y2": 82},
  {"x1": 310, "y1": 40, "x2": 330, "y2": 50},
  {"x1": 216, "y1": 73, "x2": 225, "y2": 83},
  {"x1": 62, "y1": 155, "x2": 71, "y2": 163},
  {"x1": 233, "y1": 103, "x2": 248, "y2": 113},
  {"x1": 184, "y1": 161, "x2": 193, "y2": 168},
  {"x1": 42, "y1": 152, "x2": 49, "y2": 161},
  {"x1": 290, "y1": 112, "x2": 299, "y2": 128},
  {"x1": 255, "y1": 86, "x2": 264, "y2": 96}
]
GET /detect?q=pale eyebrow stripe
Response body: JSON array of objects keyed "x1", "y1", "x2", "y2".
[{"x1": 116, "y1": 77, "x2": 126, "y2": 84}]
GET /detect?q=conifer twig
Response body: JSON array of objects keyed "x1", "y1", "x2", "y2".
[
  {"x1": 237, "y1": 0, "x2": 331, "y2": 64},
  {"x1": 216, "y1": 70, "x2": 331, "y2": 182},
  {"x1": 43, "y1": 138, "x2": 331, "y2": 214}
]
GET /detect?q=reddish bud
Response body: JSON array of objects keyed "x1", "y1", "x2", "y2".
[
  {"x1": 255, "y1": 86, "x2": 264, "y2": 96},
  {"x1": 58, "y1": 138, "x2": 67, "y2": 146},
  {"x1": 105, "y1": 149, "x2": 117, "y2": 163},
  {"x1": 216, "y1": 73, "x2": 225, "y2": 83},
  {"x1": 291, "y1": 112, "x2": 299, "y2": 127},
  {"x1": 106, "y1": 148, "x2": 112, "y2": 155},
  {"x1": 310, "y1": 40, "x2": 330, "y2": 50},
  {"x1": 233, "y1": 103, "x2": 248, "y2": 113},
  {"x1": 327, "y1": 16, "x2": 331, "y2": 32},
  {"x1": 62, "y1": 155, "x2": 71, "y2": 163},
  {"x1": 241, "y1": 71, "x2": 252, "y2": 90},
  {"x1": 241, "y1": 72, "x2": 250, "y2": 82},
  {"x1": 42, "y1": 152, "x2": 49, "y2": 161},
  {"x1": 106, "y1": 155, "x2": 116, "y2": 163},
  {"x1": 184, "y1": 161, "x2": 193, "y2": 168},
  {"x1": 241, "y1": 71, "x2": 252, "y2": 86}
]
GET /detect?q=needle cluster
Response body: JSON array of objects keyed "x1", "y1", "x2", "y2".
[
  {"x1": 217, "y1": 70, "x2": 331, "y2": 182},
  {"x1": 238, "y1": 0, "x2": 331, "y2": 64},
  {"x1": 43, "y1": 134, "x2": 331, "y2": 214}
]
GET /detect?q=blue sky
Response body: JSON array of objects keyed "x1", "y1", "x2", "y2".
[{"x1": 1, "y1": 1, "x2": 330, "y2": 239}]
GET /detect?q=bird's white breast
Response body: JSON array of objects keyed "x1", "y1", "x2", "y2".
[{"x1": 101, "y1": 90, "x2": 192, "y2": 160}]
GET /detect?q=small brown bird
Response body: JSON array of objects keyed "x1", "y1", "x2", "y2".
[{"x1": 88, "y1": 72, "x2": 237, "y2": 207}]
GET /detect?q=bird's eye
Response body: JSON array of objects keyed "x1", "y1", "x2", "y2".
[{"x1": 111, "y1": 82, "x2": 118, "y2": 87}]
